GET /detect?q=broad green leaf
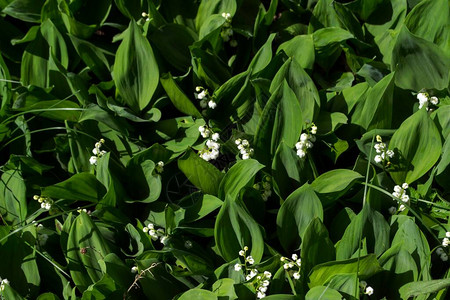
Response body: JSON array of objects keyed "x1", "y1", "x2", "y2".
[
  {"x1": 66, "y1": 212, "x2": 111, "y2": 292},
  {"x1": 309, "y1": 254, "x2": 383, "y2": 288},
  {"x1": 249, "y1": 33, "x2": 276, "y2": 75},
  {"x1": 36, "y1": 293, "x2": 61, "y2": 300},
  {"x1": 389, "y1": 108, "x2": 442, "y2": 184},
  {"x1": 313, "y1": 27, "x2": 353, "y2": 70},
  {"x1": 346, "y1": 0, "x2": 384, "y2": 20},
  {"x1": 0, "y1": 169, "x2": 27, "y2": 224},
  {"x1": 311, "y1": 169, "x2": 363, "y2": 206},
  {"x1": 178, "y1": 289, "x2": 218, "y2": 300},
  {"x1": 218, "y1": 159, "x2": 264, "y2": 200},
  {"x1": 315, "y1": 111, "x2": 347, "y2": 135},
  {"x1": 212, "y1": 278, "x2": 238, "y2": 300},
  {"x1": 254, "y1": 80, "x2": 302, "y2": 166},
  {"x1": 336, "y1": 206, "x2": 390, "y2": 260},
  {"x1": 183, "y1": 194, "x2": 223, "y2": 223},
  {"x1": 391, "y1": 26, "x2": 450, "y2": 91},
  {"x1": 40, "y1": 19, "x2": 69, "y2": 68},
  {"x1": 309, "y1": 0, "x2": 342, "y2": 31},
  {"x1": 150, "y1": 24, "x2": 196, "y2": 71},
  {"x1": 276, "y1": 184, "x2": 324, "y2": 252},
  {"x1": 160, "y1": 73, "x2": 202, "y2": 118},
  {"x1": 270, "y1": 58, "x2": 320, "y2": 124},
  {"x1": 300, "y1": 218, "x2": 335, "y2": 285},
  {"x1": 399, "y1": 278, "x2": 450, "y2": 299},
  {"x1": 0, "y1": 231, "x2": 40, "y2": 297},
  {"x1": 277, "y1": 35, "x2": 315, "y2": 70},
  {"x1": 69, "y1": 34, "x2": 111, "y2": 81},
  {"x1": 272, "y1": 141, "x2": 313, "y2": 199},
  {"x1": 114, "y1": 20, "x2": 159, "y2": 112},
  {"x1": 305, "y1": 286, "x2": 342, "y2": 300},
  {"x1": 391, "y1": 216, "x2": 431, "y2": 280},
  {"x1": 195, "y1": 0, "x2": 237, "y2": 30},
  {"x1": 191, "y1": 47, "x2": 231, "y2": 89},
  {"x1": 351, "y1": 72, "x2": 395, "y2": 130},
  {"x1": 20, "y1": 33, "x2": 48, "y2": 88},
  {"x1": 125, "y1": 159, "x2": 161, "y2": 203},
  {"x1": 215, "y1": 196, "x2": 264, "y2": 263},
  {"x1": 404, "y1": 0, "x2": 449, "y2": 51},
  {"x1": 99, "y1": 253, "x2": 133, "y2": 290},
  {"x1": 42, "y1": 173, "x2": 106, "y2": 203},
  {"x1": 2, "y1": 0, "x2": 45, "y2": 22},
  {"x1": 178, "y1": 148, "x2": 224, "y2": 196}
]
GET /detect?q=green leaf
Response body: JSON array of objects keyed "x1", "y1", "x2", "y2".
[
  {"x1": 160, "y1": 73, "x2": 202, "y2": 118},
  {"x1": 277, "y1": 35, "x2": 315, "y2": 70},
  {"x1": 212, "y1": 278, "x2": 238, "y2": 300},
  {"x1": 305, "y1": 286, "x2": 342, "y2": 300},
  {"x1": 218, "y1": 159, "x2": 264, "y2": 200},
  {"x1": 2, "y1": 0, "x2": 45, "y2": 22},
  {"x1": 389, "y1": 108, "x2": 442, "y2": 184},
  {"x1": 300, "y1": 218, "x2": 336, "y2": 284},
  {"x1": 178, "y1": 289, "x2": 218, "y2": 300},
  {"x1": 309, "y1": 254, "x2": 383, "y2": 288},
  {"x1": 272, "y1": 141, "x2": 313, "y2": 199},
  {"x1": 69, "y1": 34, "x2": 111, "y2": 81},
  {"x1": 391, "y1": 216, "x2": 431, "y2": 280},
  {"x1": 42, "y1": 173, "x2": 106, "y2": 203},
  {"x1": 114, "y1": 20, "x2": 159, "y2": 112},
  {"x1": 404, "y1": 0, "x2": 449, "y2": 51},
  {"x1": 178, "y1": 148, "x2": 224, "y2": 196},
  {"x1": 0, "y1": 169, "x2": 27, "y2": 224},
  {"x1": 391, "y1": 26, "x2": 450, "y2": 91},
  {"x1": 276, "y1": 184, "x2": 324, "y2": 252},
  {"x1": 311, "y1": 169, "x2": 363, "y2": 206},
  {"x1": 270, "y1": 58, "x2": 320, "y2": 125},
  {"x1": 66, "y1": 212, "x2": 111, "y2": 292},
  {"x1": 36, "y1": 293, "x2": 61, "y2": 300},
  {"x1": 150, "y1": 24, "x2": 196, "y2": 71},
  {"x1": 249, "y1": 33, "x2": 276, "y2": 75},
  {"x1": 214, "y1": 196, "x2": 264, "y2": 263},
  {"x1": 125, "y1": 159, "x2": 161, "y2": 203},
  {"x1": 254, "y1": 80, "x2": 302, "y2": 166},
  {"x1": 399, "y1": 278, "x2": 450, "y2": 299},
  {"x1": 351, "y1": 72, "x2": 395, "y2": 130}
]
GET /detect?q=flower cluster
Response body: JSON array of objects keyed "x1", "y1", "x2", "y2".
[
  {"x1": 436, "y1": 247, "x2": 448, "y2": 262},
  {"x1": 359, "y1": 281, "x2": 374, "y2": 296},
  {"x1": 441, "y1": 232, "x2": 450, "y2": 247},
  {"x1": 0, "y1": 277, "x2": 9, "y2": 292},
  {"x1": 155, "y1": 161, "x2": 164, "y2": 173},
  {"x1": 220, "y1": 13, "x2": 237, "y2": 47},
  {"x1": 235, "y1": 138, "x2": 254, "y2": 160},
  {"x1": 233, "y1": 246, "x2": 272, "y2": 298},
  {"x1": 33, "y1": 195, "x2": 53, "y2": 210},
  {"x1": 142, "y1": 223, "x2": 168, "y2": 245},
  {"x1": 253, "y1": 176, "x2": 272, "y2": 201},
  {"x1": 392, "y1": 183, "x2": 409, "y2": 212},
  {"x1": 374, "y1": 135, "x2": 394, "y2": 164},
  {"x1": 141, "y1": 12, "x2": 150, "y2": 22},
  {"x1": 195, "y1": 86, "x2": 217, "y2": 109},
  {"x1": 89, "y1": 139, "x2": 107, "y2": 165},
  {"x1": 255, "y1": 271, "x2": 272, "y2": 299},
  {"x1": 198, "y1": 130, "x2": 221, "y2": 161},
  {"x1": 280, "y1": 253, "x2": 302, "y2": 280},
  {"x1": 295, "y1": 123, "x2": 317, "y2": 158},
  {"x1": 417, "y1": 92, "x2": 439, "y2": 111}
]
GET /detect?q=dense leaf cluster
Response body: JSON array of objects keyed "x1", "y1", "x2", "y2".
[{"x1": 0, "y1": 0, "x2": 449, "y2": 299}]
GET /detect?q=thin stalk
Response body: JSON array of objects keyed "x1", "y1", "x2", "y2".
[{"x1": 355, "y1": 135, "x2": 375, "y2": 297}]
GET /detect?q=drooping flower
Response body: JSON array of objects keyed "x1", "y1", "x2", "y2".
[{"x1": 295, "y1": 123, "x2": 317, "y2": 159}]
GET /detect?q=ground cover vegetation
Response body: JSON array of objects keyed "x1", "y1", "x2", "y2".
[{"x1": 0, "y1": 0, "x2": 449, "y2": 299}]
